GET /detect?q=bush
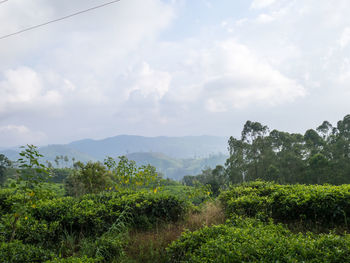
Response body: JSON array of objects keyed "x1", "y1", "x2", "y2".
[
  {"x1": 167, "y1": 218, "x2": 350, "y2": 262},
  {"x1": 0, "y1": 189, "x2": 188, "y2": 247},
  {"x1": 220, "y1": 181, "x2": 350, "y2": 228},
  {"x1": 0, "y1": 240, "x2": 53, "y2": 263},
  {"x1": 45, "y1": 256, "x2": 100, "y2": 263}
]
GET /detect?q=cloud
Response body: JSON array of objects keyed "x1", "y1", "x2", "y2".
[
  {"x1": 127, "y1": 62, "x2": 172, "y2": 100},
  {"x1": 191, "y1": 40, "x2": 305, "y2": 111},
  {"x1": 251, "y1": 0, "x2": 277, "y2": 9},
  {"x1": 256, "y1": 14, "x2": 275, "y2": 23},
  {"x1": 0, "y1": 125, "x2": 46, "y2": 147},
  {"x1": 1, "y1": 0, "x2": 350, "y2": 146},
  {"x1": 0, "y1": 67, "x2": 63, "y2": 116},
  {"x1": 339, "y1": 27, "x2": 350, "y2": 48}
]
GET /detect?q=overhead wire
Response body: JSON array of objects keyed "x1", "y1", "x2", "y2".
[
  {"x1": 0, "y1": 0, "x2": 9, "y2": 4},
  {"x1": 0, "y1": 0, "x2": 122, "y2": 40}
]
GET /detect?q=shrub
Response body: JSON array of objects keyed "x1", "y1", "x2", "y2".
[
  {"x1": 220, "y1": 181, "x2": 350, "y2": 228},
  {"x1": 0, "y1": 240, "x2": 53, "y2": 263},
  {"x1": 167, "y1": 218, "x2": 350, "y2": 262},
  {"x1": 45, "y1": 256, "x2": 100, "y2": 263}
]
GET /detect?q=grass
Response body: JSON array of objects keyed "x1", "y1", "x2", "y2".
[{"x1": 124, "y1": 200, "x2": 225, "y2": 263}]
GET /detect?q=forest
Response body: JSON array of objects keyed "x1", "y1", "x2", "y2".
[
  {"x1": 1, "y1": 114, "x2": 350, "y2": 262},
  {"x1": 184, "y1": 114, "x2": 350, "y2": 192}
]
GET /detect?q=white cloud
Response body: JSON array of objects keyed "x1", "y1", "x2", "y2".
[
  {"x1": 127, "y1": 62, "x2": 171, "y2": 100},
  {"x1": 0, "y1": 67, "x2": 63, "y2": 115},
  {"x1": 251, "y1": 0, "x2": 277, "y2": 9},
  {"x1": 339, "y1": 27, "x2": 350, "y2": 48},
  {"x1": 256, "y1": 14, "x2": 275, "y2": 23},
  {"x1": 0, "y1": 125, "x2": 46, "y2": 147},
  {"x1": 194, "y1": 40, "x2": 305, "y2": 111},
  {"x1": 2, "y1": 0, "x2": 350, "y2": 145}
]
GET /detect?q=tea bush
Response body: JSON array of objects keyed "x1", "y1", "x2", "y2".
[
  {"x1": 220, "y1": 181, "x2": 350, "y2": 227},
  {"x1": 167, "y1": 218, "x2": 350, "y2": 262},
  {"x1": 45, "y1": 256, "x2": 100, "y2": 263},
  {"x1": 0, "y1": 188, "x2": 189, "y2": 262},
  {"x1": 0, "y1": 240, "x2": 54, "y2": 263}
]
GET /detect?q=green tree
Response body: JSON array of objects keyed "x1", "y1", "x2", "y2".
[
  {"x1": 65, "y1": 161, "x2": 112, "y2": 196},
  {"x1": 0, "y1": 154, "x2": 11, "y2": 185},
  {"x1": 10, "y1": 145, "x2": 50, "y2": 241},
  {"x1": 105, "y1": 156, "x2": 161, "y2": 192}
]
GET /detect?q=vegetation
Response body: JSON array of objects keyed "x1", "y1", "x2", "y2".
[
  {"x1": 226, "y1": 114, "x2": 350, "y2": 185},
  {"x1": 220, "y1": 181, "x2": 350, "y2": 231},
  {"x1": 3, "y1": 114, "x2": 350, "y2": 262},
  {"x1": 0, "y1": 145, "x2": 214, "y2": 262},
  {"x1": 0, "y1": 154, "x2": 11, "y2": 186},
  {"x1": 167, "y1": 217, "x2": 350, "y2": 263}
]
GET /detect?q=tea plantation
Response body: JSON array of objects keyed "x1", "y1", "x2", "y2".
[{"x1": 168, "y1": 181, "x2": 350, "y2": 263}]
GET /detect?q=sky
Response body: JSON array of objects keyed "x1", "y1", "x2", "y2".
[{"x1": 0, "y1": 0, "x2": 350, "y2": 147}]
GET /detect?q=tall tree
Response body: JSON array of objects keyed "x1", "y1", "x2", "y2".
[{"x1": 0, "y1": 154, "x2": 11, "y2": 185}]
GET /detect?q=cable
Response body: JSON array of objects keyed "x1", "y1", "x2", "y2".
[
  {"x1": 0, "y1": 0, "x2": 122, "y2": 40},
  {"x1": 0, "y1": 0, "x2": 9, "y2": 4}
]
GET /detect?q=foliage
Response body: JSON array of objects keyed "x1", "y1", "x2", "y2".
[
  {"x1": 0, "y1": 148, "x2": 194, "y2": 262},
  {"x1": 0, "y1": 240, "x2": 54, "y2": 262},
  {"x1": 105, "y1": 156, "x2": 161, "y2": 192},
  {"x1": 167, "y1": 218, "x2": 350, "y2": 263},
  {"x1": 65, "y1": 161, "x2": 112, "y2": 196},
  {"x1": 64, "y1": 156, "x2": 162, "y2": 196},
  {"x1": 0, "y1": 154, "x2": 11, "y2": 186},
  {"x1": 225, "y1": 114, "x2": 350, "y2": 185},
  {"x1": 220, "y1": 181, "x2": 350, "y2": 229},
  {"x1": 45, "y1": 256, "x2": 100, "y2": 263},
  {"x1": 0, "y1": 188, "x2": 188, "y2": 246},
  {"x1": 162, "y1": 184, "x2": 211, "y2": 205},
  {"x1": 7, "y1": 145, "x2": 52, "y2": 242},
  {"x1": 182, "y1": 165, "x2": 227, "y2": 196}
]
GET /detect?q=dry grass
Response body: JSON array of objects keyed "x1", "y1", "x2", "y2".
[
  {"x1": 125, "y1": 224, "x2": 184, "y2": 262},
  {"x1": 186, "y1": 200, "x2": 226, "y2": 231},
  {"x1": 124, "y1": 200, "x2": 225, "y2": 263}
]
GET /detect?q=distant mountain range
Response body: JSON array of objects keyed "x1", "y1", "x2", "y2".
[{"x1": 0, "y1": 135, "x2": 229, "y2": 179}]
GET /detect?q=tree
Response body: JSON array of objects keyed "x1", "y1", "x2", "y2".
[
  {"x1": 105, "y1": 156, "x2": 161, "y2": 192},
  {"x1": 10, "y1": 145, "x2": 50, "y2": 241},
  {"x1": 307, "y1": 153, "x2": 330, "y2": 184},
  {"x1": 0, "y1": 154, "x2": 11, "y2": 185},
  {"x1": 64, "y1": 156, "x2": 69, "y2": 167},
  {"x1": 54, "y1": 156, "x2": 60, "y2": 168},
  {"x1": 304, "y1": 129, "x2": 324, "y2": 157},
  {"x1": 264, "y1": 165, "x2": 279, "y2": 182},
  {"x1": 65, "y1": 161, "x2": 112, "y2": 196},
  {"x1": 226, "y1": 137, "x2": 247, "y2": 183},
  {"x1": 317, "y1": 120, "x2": 333, "y2": 140}
]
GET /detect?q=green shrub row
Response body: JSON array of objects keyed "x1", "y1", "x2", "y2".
[
  {"x1": 45, "y1": 256, "x2": 99, "y2": 263},
  {"x1": 219, "y1": 181, "x2": 350, "y2": 227},
  {"x1": 167, "y1": 218, "x2": 350, "y2": 263},
  {"x1": 0, "y1": 190, "x2": 188, "y2": 247},
  {"x1": 0, "y1": 240, "x2": 53, "y2": 263}
]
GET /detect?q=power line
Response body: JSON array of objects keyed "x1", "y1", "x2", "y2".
[
  {"x1": 0, "y1": 0, "x2": 122, "y2": 40},
  {"x1": 0, "y1": 0, "x2": 9, "y2": 4}
]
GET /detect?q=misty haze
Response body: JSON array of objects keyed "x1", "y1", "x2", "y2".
[{"x1": 1, "y1": 1, "x2": 350, "y2": 262}]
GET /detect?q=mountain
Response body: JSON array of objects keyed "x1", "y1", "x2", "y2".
[
  {"x1": 39, "y1": 145, "x2": 96, "y2": 163},
  {"x1": 0, "y1": 135, "x2": 229, "y2": 179},
  {"x1": 0, "y1": 149, "x2": 21, "y2": 161},
  {"x1": 68, "y1": 135, "x2": 228, "y2": 159},
  {"x1": 125, "y1": 152, "x2": 228, "y2": 180}
]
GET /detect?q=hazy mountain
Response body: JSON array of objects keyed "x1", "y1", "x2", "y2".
[
  {"x1": 39, "y1": 145, "x2": 97, "y2": 163},
  {"x1": 0, "y1": 135, "x2": 229, "y2": 179},
  {"x1": 68, "y1": 135, "x2": 228, "y2": 159},
  {"x1": 126, "y1": 152, "x2": 228, "y2": 180},
  {"x1": 0, "y1": 149, "x2": 21, "y2": 161}
]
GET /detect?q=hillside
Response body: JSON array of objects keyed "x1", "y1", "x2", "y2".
[
  {"x1": 0, "y1": 135, "x2": 228, "y2": 179},
  {"x1": 126, "y1": 152, "x2": 228, "y2": 180},
  {"x1": 67, "y1": 135, "x2": 228, "y2": 159}
]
